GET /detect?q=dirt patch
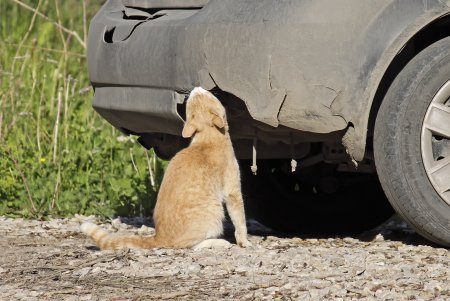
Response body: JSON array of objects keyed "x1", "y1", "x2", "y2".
[{"x1": 0, "y1": 216, "x2": 448, "y2": 300}]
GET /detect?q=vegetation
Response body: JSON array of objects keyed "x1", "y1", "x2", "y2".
[{"x1": 0, "y1": 0, "x2": 166, "y2": 218}]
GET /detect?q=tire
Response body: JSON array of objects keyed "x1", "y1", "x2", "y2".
[
  {"x1": 241, "y1": 160, "x2": 394, "y2": 235},
  {"x1": 374, "y1": 38, "x2": 450, "y2": 246}
]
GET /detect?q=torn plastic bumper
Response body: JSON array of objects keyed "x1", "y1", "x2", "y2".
[{"x1": 88, "y1": 0, "x2": 349, "y2": 135}]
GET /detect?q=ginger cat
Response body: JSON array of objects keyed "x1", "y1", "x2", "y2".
[{"x1": 81, "y1": 87, "x2": 251, "y2": 250}]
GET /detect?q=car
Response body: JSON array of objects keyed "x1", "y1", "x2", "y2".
[{"x1": 88, "y1": 0, "x2": 450, "y2": 246}]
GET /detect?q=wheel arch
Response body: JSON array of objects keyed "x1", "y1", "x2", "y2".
[{"x1": 359, "y1": 12, "x2": 450, "y2": 160}]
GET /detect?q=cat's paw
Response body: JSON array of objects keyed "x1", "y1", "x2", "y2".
[
  {"x1": 235, "y1": 231, "x2": 252, "y2": 248},
  {"x1": 193, "y1": 239, "x2": 232, "y2": 251},
  {"x1": 237, "y1": 238, "x2": 252, "y2": 248}
]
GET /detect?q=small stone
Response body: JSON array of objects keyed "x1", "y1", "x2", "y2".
[
  {"x1": 374, "y1": 234, "x2": 385, "y2": 241},
  {"x1": 137, "y1": 225, "x2": 155, "y2": 235},
  {"x1": 73, "y1": 267, "x2": 91, "y2": 278},
  {"x1": 343, "y1": 237, "x2": 357, "y2": 243},
  {"x1": 283, "y1": 282, "x2": 293, "y2": 290}
]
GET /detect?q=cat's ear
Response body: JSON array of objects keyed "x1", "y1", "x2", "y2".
[
  {"x1": 182, "y1": 121, "x2": 196, "y2": 138},
  {"x1": 210, "y1": 109, "x2": 225, "y2": 129}
]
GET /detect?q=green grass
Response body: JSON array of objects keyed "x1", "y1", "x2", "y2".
[{"x1": 0, "y1": 0, "x2": 166, "y2": 218}]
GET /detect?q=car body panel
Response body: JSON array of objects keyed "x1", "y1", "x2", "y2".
[{"x1": 89, "y1": 0, "x2": 450, "y2": 160}]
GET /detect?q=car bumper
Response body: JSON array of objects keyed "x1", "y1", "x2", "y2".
[{"x1": 88, "y1": 0, "x2": 350, "y2": 137}]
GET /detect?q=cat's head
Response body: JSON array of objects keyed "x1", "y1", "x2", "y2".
[{"x1": 182, "y1": 87, "x2": 228, "y2": 138}]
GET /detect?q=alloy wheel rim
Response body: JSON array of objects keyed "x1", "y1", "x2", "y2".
[{"x1": 421, "y1": 80, "x2": 450, "y2": 205}]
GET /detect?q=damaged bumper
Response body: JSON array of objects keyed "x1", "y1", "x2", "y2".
[{"x1": 88, "y1": 0, "x2": 350, "y2": 137}]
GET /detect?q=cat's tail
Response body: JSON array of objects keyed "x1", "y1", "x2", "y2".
[{"x1": 80, "y1": 222, "x2": 160, "y2": 250}]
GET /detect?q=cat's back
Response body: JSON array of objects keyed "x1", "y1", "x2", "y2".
[
  {"x1": 156, "y1": 142, "x2": 225, "y2": 202},
  {"x1": 169, "y1": 143, "x2": 224, "y2": 173}
]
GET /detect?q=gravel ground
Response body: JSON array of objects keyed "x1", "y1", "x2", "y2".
[{"x1": 0, "y1": 215, "x2": 449, "y2": 300}]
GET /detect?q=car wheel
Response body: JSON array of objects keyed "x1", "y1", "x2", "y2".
[
  {"x1": 374, "y1": 37, "x2": 450, "y2": 246},
  {"x1": 240, "y1": 160, "x2": 394, "y2": 235}
]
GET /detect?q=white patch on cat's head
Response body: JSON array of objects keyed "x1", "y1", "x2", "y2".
[{"x1": 189, "y1": 87, "x2": 208, "y2": 99}]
